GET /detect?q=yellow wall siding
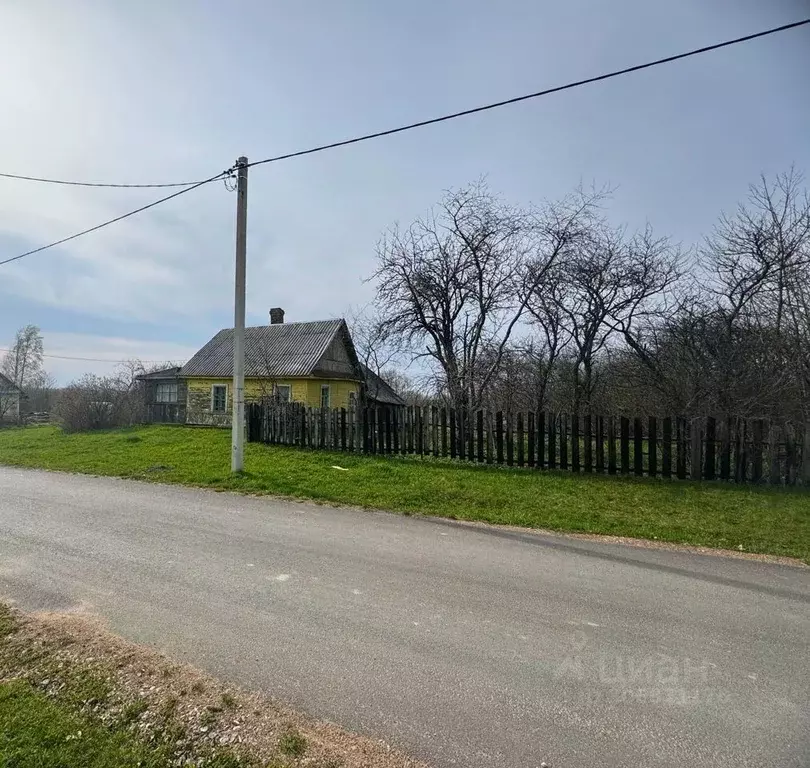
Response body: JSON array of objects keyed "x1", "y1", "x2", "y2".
[
  {"x1": 307, "y1": 379, "x2": 359, "y2": 409},
  {"x1": 184, "y1": 376, "x2": 360, "y2": 425}
]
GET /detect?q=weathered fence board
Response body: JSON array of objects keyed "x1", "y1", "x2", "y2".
[
  {"x1": 247, "y1": 403, "x2": 808, "y2": 486},
  {"x1": 633, "y1": 418, "x2": 643, "y2": 477}
]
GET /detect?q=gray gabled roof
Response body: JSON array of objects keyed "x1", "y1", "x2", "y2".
[
  {"x1": 180, "y1": 320, "x2": 357, "y2": 379},
  {"x1": 0, "y1": 373, "x2": 21, "y2": 393},
  {"x1": 136, "y1": 366, "x2": 182, "y2": 381},
  {"x1": 361, "y1": 364, "x2": 406, "y2": 406}
]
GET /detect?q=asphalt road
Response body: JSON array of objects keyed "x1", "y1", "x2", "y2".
[{"x1": 0, "y1": 467, "x2": 808, "y2": 767}]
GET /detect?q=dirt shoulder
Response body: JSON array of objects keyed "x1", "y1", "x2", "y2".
[{"x1": 0, "y1": 603, "x2": 427, "y2": 768}]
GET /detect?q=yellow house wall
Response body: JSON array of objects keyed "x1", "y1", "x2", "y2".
[{"x1": 184, "y1": 376, "x2": 360, "y2": 426}]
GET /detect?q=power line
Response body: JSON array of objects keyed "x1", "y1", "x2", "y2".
[
  {"x1": 1, "y1": 19, "x2": 806, "y2": 269},
  {"x1": 0, "y1": 171, "x2": 227, "y2": 189},
  {"x1": 0, "y1": 348, "x2": 184, "y2": 364},
  {"x1": 247, "y1": 18, "x2": 810, "y2": 169},
  {"x1": 0, "y1": 169, "x2": 233, "y2": 267}
]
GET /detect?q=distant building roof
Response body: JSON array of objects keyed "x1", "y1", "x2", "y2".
[
  {"x1": 136, "y1": 366, "x2": 182, "y2": 381},
  {"x1": 361, "y1": 364, "x2": 406, "y2": 406},
  {"x1": 180, "y1": 320, "x2": 359, "y2": 379},
  {"x1": 0, "y1": 373, "x2": 21, "y2": 393}
]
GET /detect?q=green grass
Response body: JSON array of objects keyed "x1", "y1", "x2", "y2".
[
  {"x1": 0, "y1": 680, "x2": 170, "y2": 768},
  {"x1": 0, "y1": 425, "x2": 808, "y2": 562},
  {"x1": 278, "y1": 728, "x2": 307, "y2": 757},
  {"x1": 0, "y1": 604, "x2": 261, "y2": 768}
]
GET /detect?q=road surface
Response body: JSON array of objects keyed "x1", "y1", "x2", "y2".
[{"x1": 0, "y1": 466, "x2": 808, "y2": 767}]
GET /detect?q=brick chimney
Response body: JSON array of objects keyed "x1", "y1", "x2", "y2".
[{"x1": 269, "y1": 307, "x2": 285, "y2": 325}]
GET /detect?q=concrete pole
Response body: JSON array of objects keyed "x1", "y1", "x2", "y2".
[{"x1": 231, "y1": 157, "x2": 248, "y2": 472}]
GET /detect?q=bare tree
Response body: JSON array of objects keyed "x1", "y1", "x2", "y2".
[
  {"x1": 372, "y1": 180, "x2": 603, "y2": 413},
  {"x1": 524, "y1": 221, "x2": 681, "y2": 413},
  {"x1": 521, "y1": 263, "x2": 571, "y2": 412},
  {"x1": 2, "y1": 325, "x2": 47, "y2": 391}
]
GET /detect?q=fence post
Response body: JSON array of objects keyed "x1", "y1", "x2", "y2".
[
  {"x1": 571, "y1": 413, "x2": 580, "y2": 473},
  {"x1": 676, "y1": 417, "x2": 686, "y2": 479},
  {"x1": 720, "y1": 417, "x2": 731, "y2": 481},
  {"x1": 458, "y1": 409, "x2": 466, "y2": 462},
  {"x1": 559, "y1": 414, "x2": 568, "y2": 470},
  {"x1": 704, "y1": 416, "x2": 716, "y2": 480},
  {"x1": 648, "y1": 416, "x2": 657, "y2": 478},
  {"x1": 690, "y1": 419, "x2": 702, "y2": 481},
  {"x1": 769, "y1": 423, "x2": 781, "y2": 485},
  {"x1": 477, "y1": 410, "x2": 484, "y2": 463},
  {"x1": 752, "y1": 419, "x2": 763, "y2": 482},
  {"x1": 485, "y1": 410, "x2": 494, "y2": 465},
  {"x1": 431, "y1": 406, "x2": 439, "y2": 458},
  {"x1": 467, "y1": 409, "x2": 475, "y2": 462},
  {"x1": 620, "y1": 417, "x2": 630, "y2": 474},
  {"x1": 595, "y1": 415, "x2": 604, "y2": 473},
  {"x1": 517, "y1": 413, "x2": 524, "y2": 466},
  {"x1": 662, "y1": 417, "x2": 672, "y2": 479},
  {"x1": 633, "y1": 418, "x2": 643, "y2": 476},
  {"x1": 495, "y1": 411, "x2": 503, "y2": 465},
  {"x1": 538, "y1": 411, "x2": 546, "y2": 469},
  {"x1": 527, "y1": 412, "x2": 535, "y2": 468},
  {"x1": 785, "y1": 425, "x2": 797, "y2": 486},
  {"x1": 449, "y1": 409, "x2": 457, "y2": 459},
  {"x1": 505, "y1": 413, "x2": 514, "y2": 466},
  {"x1": 583, "y1": 414, "x2": 592, "y2": 473},
  {"x1": 736, "y1": 419, "x2": 747, "y2": 482},
  {"x1": 607, "y1": 417, "x2": 616, "y2": 475}
]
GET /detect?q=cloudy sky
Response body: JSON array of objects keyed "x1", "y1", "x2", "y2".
[{"x1": 1, "y1": 0, "x2": 808, "y2": 383}]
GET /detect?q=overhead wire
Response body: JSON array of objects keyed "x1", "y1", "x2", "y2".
[
  {"x1": 246, "y1": 18, "x2": 810, "y2": 169},
  {"x1": 0, "y1": 171, "x2": 223, "y2": 189},
  {"x1": 0, "y1": 348, "x2": 183, "y2": 364},
  {"x1": 0, "y1": 168, "x2": 235, "y2": 267},
  {"x1": 0, "y1": 18, "x2": 807, "y2": 268}
]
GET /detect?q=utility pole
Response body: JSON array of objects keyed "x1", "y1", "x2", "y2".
[{"x1": 231, "y1": 156, "x2": 248, "y2": 472}]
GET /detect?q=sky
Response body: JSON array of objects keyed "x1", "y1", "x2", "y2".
[{"x1": 1, "y1": 0, "x2": 808, "y2": 384}]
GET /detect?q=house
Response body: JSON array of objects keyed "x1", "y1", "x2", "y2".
[
  {"x1": 138, "y1": 367, "x2": 186, "y2": 424},
  {"x1": 0, "y1": 373, "x2": 22, "y2": 424},
  {"x1": 141, "y1": 309, "x2": 404, "y2": 426}
]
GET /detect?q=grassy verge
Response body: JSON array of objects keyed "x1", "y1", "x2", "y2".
[
  {"x1": 0, "y1": 425, "x2": 808, "y2": 562},
  {"x1": 0, "y1": 605, "x2": 246, "y2": 768},
  {"x1": 0, "y1": 603, "x2": 420, "y2": 768}
]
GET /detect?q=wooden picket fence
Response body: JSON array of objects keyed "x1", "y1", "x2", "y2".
[{"x1": 247, "y1": 402, "x2": 810, "y2": 485}]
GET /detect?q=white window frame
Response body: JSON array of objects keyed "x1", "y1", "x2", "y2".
[
  {"x1": 320, "y1": 384, "x2": 331, "y2": 409},
  {"x1": 274, "y1": 384, "x2": 291, "y2": 403},
  {"x1": 211, "y1": 384, "x2": 228, "y2": 413},
  {"x1": 155, "y1": 382, "x2": 178, "y2": 404}
]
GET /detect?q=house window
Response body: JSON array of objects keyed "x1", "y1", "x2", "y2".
[
  {"x1": 320, "y1": 385, "x2": 330, "y2": 409},
  {"x1": 275, "y1": 384, "x2": 291, "y2": 403},
  {"x1": 155, "y1": 382, "x2": 178, "y2": 403},
  {"x1": 348, "y1": 391, "x2": 357, "y2": 409},
  {"x1": 211, "y1": 385, "x2": 227, "y2": 413}
]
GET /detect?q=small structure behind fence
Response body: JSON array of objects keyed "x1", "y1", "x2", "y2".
[{"x1": 247, "y1": 402, "x2": 810, "y2": 485}]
